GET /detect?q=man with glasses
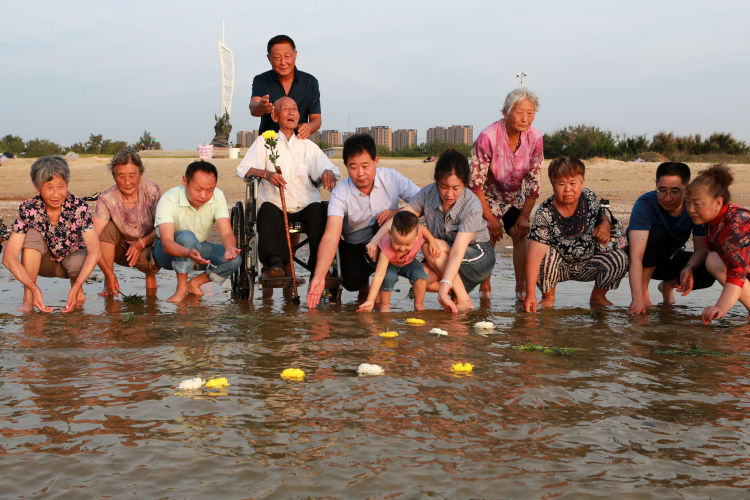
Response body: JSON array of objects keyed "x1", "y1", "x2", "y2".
[{"x1": 627, "y1": 162, "x2": 714, "y2": 314}]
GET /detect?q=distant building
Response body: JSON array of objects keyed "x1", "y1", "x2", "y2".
[
  {"x1": 311, "y1": 131, "x2": 323, "y2": 143},
  {"x1": 369, "y1": 126, "x2": 392, "y2": 151},
  {"x1": 392, "y1": 129, "x2": 417, "y2": 152},
  {"x1": 236, "y1": 130, "x2": 258, "y2": 148},
  {"x1": 426, "y1": 126, "x2": 448, "y2": 144},
  {"x1": 355, "y1": 126, "x2": 371, "y2": 136},
  {"x1": 448, "y1": 125, "x2": 473, "y2": 145},
  {"x1": 342, "y1": 131, "x2": 354, "y2": 143},
  {"x1": 320, "y1": 130, "x2": 342, "y2": 146},
  {"x1": 323, "y1": 146, "x2": 343, "y2": 158}
]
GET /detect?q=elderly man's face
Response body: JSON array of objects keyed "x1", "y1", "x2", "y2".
[
  {"x1": 273, "y1": 98, "x2": 300, "y2": 131},
  {"x1": 268, "y1": 42, "x2": 297, "y2": 78}
]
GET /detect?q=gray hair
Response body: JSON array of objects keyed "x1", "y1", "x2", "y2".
[
  {"x1": 502, "y1": 88, "x2": 540, "y2": 113},
  {"x1": 109, "y1": 148, "x2": 144, "y2": 176},
  {"x1": 30, "y1": 156, "x2": 70, "y2": 189}
]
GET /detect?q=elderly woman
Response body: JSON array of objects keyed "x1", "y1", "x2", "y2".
[
  {"x1": 2, "y1": 156, "x2": 101, "y2": 313},
  {"x1": 369, "y1": 149, "x2": 495, "y2": 312},
  {"x1": 94, "y1": 149, "x2": 161, "y2": 296},
  {"x1": 685, "y1": 165, "x2": 750, "y2": 324},
  {"x1": 523, "y1": 156, "x2": 628, "y2": 312},
  {"x1": 471, "y1": 88, "x2": 543, "y2": 302}
]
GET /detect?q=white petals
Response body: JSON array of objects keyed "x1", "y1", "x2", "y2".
[
  {"x1": 429, "y1": 328, "x2": 448, "y2": 336},
  {"x1": 177, "y1": 377, "x2": 206, "y2": 391},
  {"x1": 474, "y1": 321, "x2": 494, "y2": 329},
  {"x1": 357, "y1": 363, "x2": 384, "y2": 376}
]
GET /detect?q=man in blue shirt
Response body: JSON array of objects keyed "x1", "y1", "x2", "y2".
[
  {"x1": 627, "y1": 162, "x2": 714, "y2": 314},
  {"x1": 249, "y1": 35, "x2": 321, "y2": 140}
]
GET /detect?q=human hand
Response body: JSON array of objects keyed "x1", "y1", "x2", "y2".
[
  {"x1": 321, "y1": 170, "x2": 337, "y2": 191},
  {"x1": 593, "y1": 220, "x2": 612, "y2": 245},
  {"x1": 62, "y1": 282, "x2": 82, "y2": 313},
  {"x1": 297, "y1": 123, "x2": 311, "y2": 139},
  {"x1": 437, "y1": 282, "x2": 458, "y2": 313},
  {"x1": 357, "y1": 300, "x2": 374, "y2": 312},
  {"x1": 426, "y1": 240, "x2": 440, "y2": 259},
  {"x1": 100, "y1": 273, "x2": 120, "y2": 297},
  {"x1": 267, "y1": 171, "x2": 286, "y2": 188},
  {"x1": 486, "y1": 214, "x2": 503, "y2": 241},
  {"x1": 30, "y1": 283, "x2": 54, "y2": 313},
  {"x1": 306, "y1": 275, "x2": 326, "y2": 309},
  {"x1": 508, "y1": 216, "x2": 530, "y2": 239},
  {"x1": 627, "y1": 299, "x2": 648, "y2": 315},
  {"x1": 366, "y1": 241, "x2": 380, "y2": 263},
  {"x1": 677, "y1": 266, "x2": 694, "y2": 295},
  {"x1": 224, "y1": 247, "x2": 241, "y2": 261},
  {"x1": 125, "y1": 239, "x2": 144, "y2": 267},
  {"x1": 189, "y1": 249, "x2": 210, "y2": 266},
  {"x1": 259, "y1": 94, "x2": 274, "y2": 115},
  {"x1": 376, "y1": 209, "x2": 396, "y2": 226},
  {"x1": 701, "y1": 306, "x2": 725, "y2": 325},
  {"x1": 523, "y1": 295, "x2": 538, "y2": 313}
]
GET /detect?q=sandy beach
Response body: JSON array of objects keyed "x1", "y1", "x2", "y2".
[{"x1": 2, "y1": 154, "x2": 750, "y2": 236}]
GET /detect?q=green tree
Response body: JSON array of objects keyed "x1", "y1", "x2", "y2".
[
  {"x1": 132, "y1": 130, "x2": 161, "y2": 150},
  {"x1": 543, "y1": 125, "x2": 617, "y2": 159},
  {"x1": 85, "y1": 133, "x2": 104, "y2": 154},
  {"x1": 101, "y1": 139, "x2": 129, "y2": 155},
  {"x1": 0, "y1": 134, "x2": 25, "y2": 154},
  {"x1": 24, "y1": 138, "x2": 63, "y2": 157}
]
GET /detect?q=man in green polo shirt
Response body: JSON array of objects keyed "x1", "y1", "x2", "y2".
[{"x1": 153, "y1": 160, "x2": 241, "y2": 302}]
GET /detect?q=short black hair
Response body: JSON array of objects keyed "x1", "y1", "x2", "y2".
[
  {"x1": 185, "y1": 160, "x2": 218, "y2": 182},
  {"x1": 267, "y1": 35, "x2": 296, "y2": 54},
  {"x1": 656, "y1": 161, "x2": 691, "y2": 184},
  {"x1": 434, "y1": 149, "x2": 469, "y2": 185},
  {"x1": 392, "y1": 211, "x2": 419, "y2": 236},
  {"x1": 343, "y1": 134, "x2": 377, "y2": 164}
]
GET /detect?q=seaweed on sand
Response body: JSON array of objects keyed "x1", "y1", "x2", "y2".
[
  {"x1": 656, "y1": 344, "x2": 728, "y2": 356},
  {"x1": 121, "y1": 293, "x2": 145, "y2": 305},
  {"x1": 513, "y1": 343, "x2": 585, "y2": 356}
]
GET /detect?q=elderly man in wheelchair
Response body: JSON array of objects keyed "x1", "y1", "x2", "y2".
[{"x1": 236, "y1": 97, "x2": 340, "y2": 285}]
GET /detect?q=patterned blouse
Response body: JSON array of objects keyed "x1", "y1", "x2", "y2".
[
  {"x1": 529, "y1": 188, "x2": 607, "y2": 263},
  {"x1": 94, "y1": 180, "x2": 160, "y2": 241},
  {"x1": 469, "y1": 119, "x2": 544, "y2": 218},
  {"x1": 705, "y1": 203, "x2": 750, "y2": 287},
  {"x1": 11, "y1": 193, "x2": 94, "y2": 262},
  {"x1": 0, "y1": 216, "x2": 9, "y2": 241}
]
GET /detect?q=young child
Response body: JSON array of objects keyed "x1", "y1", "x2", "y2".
[{"x1": 357, "y1": 211, "x2": 438, "y2": 312}]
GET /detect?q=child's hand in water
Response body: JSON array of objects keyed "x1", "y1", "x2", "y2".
[{"x1": 357, "y1": 300, "x2": 375, "y2": 313}]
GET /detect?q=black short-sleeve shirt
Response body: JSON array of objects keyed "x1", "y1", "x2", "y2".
[{"x1": 251, "y1": 67, "x2": 321, "y2": 133}]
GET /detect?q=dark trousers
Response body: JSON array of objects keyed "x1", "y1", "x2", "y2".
[
  {"x1": 338, "y1": 239, "x2": 377, "y2": 291},
  {"x1": 642, "y1": 226, "x2": 715, "y2": 290},
  {"x1": 257, "y1": 202, "x2": 325, "y2": 271}
]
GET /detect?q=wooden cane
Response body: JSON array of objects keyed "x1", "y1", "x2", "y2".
[{"x1": 274, "y1": 166, "x2": 300, "y2": 303}]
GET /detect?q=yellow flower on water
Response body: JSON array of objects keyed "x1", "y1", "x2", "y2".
[
  {"x1": 406, "y1": 318, "x2": 426, "y2": 325},
  {"x1": 281, "y1": 368, "x2": 305, "y2": 381},
  {"x1": 379, "y1": 331, "x2": 399, "y2": 338},
  {"x1": 205, "y1": 377, "x2": 230, "y2": 389},
  {"x1": 451, "y1": 362, "x2": 474, "y2": 373},
  {"x1": 261, "y1": 130, "x2": 277, "y2": 140}
]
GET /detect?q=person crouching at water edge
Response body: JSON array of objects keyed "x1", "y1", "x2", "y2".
[
  {"x1": 2, "y1": 156, "x2": 101, "y2": 313},
  {"x1": 368, "y1": 150, "x2": 496, "y2": 313},
  {"x1": 685, "y1": 165, "x2": 750, "y2": 324},
  {"x1": 94, "y1": 149, "x2": 161, "y2": 297},
  {"x1": 357, "y1": 211, "x2": 439, "y2": 312},
  {"x1": 236, "y1": 96, "x2": 340, "y2": 281},
  {"x1": 627, "y1": 162, "x2": 714, "y2": 315},
  {"x1": 524, "y1": 156, "x2": 628, "y2": 312},
  {"x1": 152, "y1": 161, "x2": 241, "y2": 303},
  {"x1": 306, "y1": 134, "x2": 420, "y2": 309}
]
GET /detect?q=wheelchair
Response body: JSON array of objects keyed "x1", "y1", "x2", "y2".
[{"x1": 230, "y1": 175, "x2": 343, "y2": 302}]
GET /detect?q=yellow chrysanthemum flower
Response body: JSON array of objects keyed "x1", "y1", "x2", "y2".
[
  {"x1": 451, "y1": 362, "x2": 474, "y2": 373},
  {"x1": 281, "y1": 368, "x2": 305, "y2": 381},
  {"x1": 379, "y1": 331, "x2": 399, "y2": 338},
  {"x1": 205, "y1": 377, "x2": 230, "y2": 389},
  {"x1": 406, "y1": 318, "x2": 425, "y2": 325},
  {"x1": 262, "y1": 130, "x2": 277, "y2": 140}
]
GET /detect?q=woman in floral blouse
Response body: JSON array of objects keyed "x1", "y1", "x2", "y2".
[
  {"x1": 2, "y1": 156, "x2": 101, "y2": 313},
  {"x1": 523, "y1": 156, "x2": 628, "y2": 312},
  {"x1": 686, "y1": 164, "x2": 750, "y2": 324},
  {"x1": 470, "y1": 87, "x2": 543, "y2": 302}
]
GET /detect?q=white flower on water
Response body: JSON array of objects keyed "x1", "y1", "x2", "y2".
[
  {"x1": 429, "y1": 328, "x2": 448, "y2": 336},
  {"x1": 178, "y1": 377, "x2": 206, "y2": 391},
  {"x1": 474, "y1": 321, "x2": 494, "y2": 330},
  {"x1": 357, "y1": 363, "x2": 384, "y2": 376}
]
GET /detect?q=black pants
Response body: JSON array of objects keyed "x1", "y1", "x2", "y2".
[
  {"x1": 338, "y1": 228, "x2": 378, "y2": 292},
  {"x1": 642, "y1": 226, "x2": 715, "y2": 290},
  {"x1": 257, "y1": 202, "x2": 325, "y2": 271}
]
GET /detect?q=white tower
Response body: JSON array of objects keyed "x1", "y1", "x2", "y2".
[{"x1": 218, "y1": 21, "x2": 235, "y2": 116}]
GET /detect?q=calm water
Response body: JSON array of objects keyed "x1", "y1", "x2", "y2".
[{"x1": 0, "y1": 255, "x2": 748, "y2": 498}]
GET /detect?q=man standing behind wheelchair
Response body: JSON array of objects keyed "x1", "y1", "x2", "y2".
[{"x1": 236, "y1": 96, "x2": 340, "y2": 281}]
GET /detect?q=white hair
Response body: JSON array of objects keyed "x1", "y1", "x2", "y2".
[
  {"x1": 30, "y1": 156, "x2": 70, "y2": 189},
  {"x1": 502, "y1": 88, "x2": 540, "y2": 113}
]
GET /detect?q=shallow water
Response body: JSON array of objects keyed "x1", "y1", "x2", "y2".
[{"x1": 0, "y1": 255, "x2": 748, "y2": 498}]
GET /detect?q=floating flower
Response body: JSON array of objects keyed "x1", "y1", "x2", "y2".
[
  {"x1": 379, "y1": 331, "x2": 399, "y2": 338},
  {"x1": 281, "y1": 368, "x2": 305, "y2": 381},
  {"x1": 177, "y1": 377, "x2": 205, "y2": 391},
  {"x1": 357, "y1": 363, "x2": 384, "y2": 376},
  {"x1": 451, "y1": 362, "x2": 474, "y2": 373},
  {"x1": 473, "y1": 321, "x2": 494, "y2": 329},
  {"x1": 205, "y1": 377, "x2": 230, "y2": 389},
  {"x1": 261, "y1": 130, "x2": 277, "y2": 140},
  {"x1": 429, "y1": 328, "x2": 448, "y2": 336},
  {"x1": 406, "y1": 318, "x2": 426, "y2": 325}
]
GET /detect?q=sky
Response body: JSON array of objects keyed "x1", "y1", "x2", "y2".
[{"x1": 1, "y1": 0, "x2": 749, "y2": 149}]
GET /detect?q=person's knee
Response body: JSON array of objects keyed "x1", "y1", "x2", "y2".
[
  {"x1": 174, "y1": 230, "x2": 200, "y2": 249},
  {"x1": 705, "y1": 251, "x2": 725, "y2": 276}
]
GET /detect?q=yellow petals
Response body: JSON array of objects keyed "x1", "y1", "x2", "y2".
[
  {"x1": 261, "y1": 130, "x2": 277, "y2": 140},
  {"x1": 379, "y1": 331, "x2": 399, "y2": 338},
  {"x1": 281, "y1": 368, "x2": 305, "y2": 381},
  {"x1": 205, "y1": 377, "x2": 229, "y2": 389},
  {"x1": 406, "y1": 318, "x2": 426, "y2": 325},
  {"x1": 451, "y1": 362, "x2": 474, "y2": 373}
]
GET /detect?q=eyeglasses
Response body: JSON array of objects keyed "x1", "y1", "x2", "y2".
[{"x1": 656, "y1": 188, "x2": 684, "y2": 198}]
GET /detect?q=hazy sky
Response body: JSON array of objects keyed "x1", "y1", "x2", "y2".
[{"x1": 2, "y1": 0, "x2": 749, "y2": 149}]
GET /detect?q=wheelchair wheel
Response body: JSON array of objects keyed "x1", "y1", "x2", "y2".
[{"x1": 231, "y1": 202, "x2": 252, "y2": 300}]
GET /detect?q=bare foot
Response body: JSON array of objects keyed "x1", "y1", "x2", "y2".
[
  {"x1": 378, "y1": 304, "x2": 391, "y2": 312},
  {"x1": 479, "y1": 277, "x2": 491, "y2": 299},
  {"x1": 540, "y1": 290, "x2": 555, "y2": 308},
  {"x1": 187, "y1": 277, "x2": 205, "y2": 296},
  {"x1": 99, "y1": 286, "x2": 112, "y2": 297},
  {"x1": 590, "y1": 287, "x2": 612, "y2": 307},
  {"x1": 166, "y1": 287, "x2": 189, "y2": 303},
  {"x1": 515, "y1": 290, "x2": 526, "y2": 302},
  {"x1": 17, "y1": 302, "x2": 33, "y2": 313},
  {"x1": 457, "y1": 299, "x2": 474, "y2": 312},
  {"x1": 146, "y1": 275, "x2": 158, "y2": 290},
  {"x1": 658, "y1": 281, "x2": 675, "y2": 305},
  {"x1": 414, "y1": 303, "x2": 425, "y2": 311}
]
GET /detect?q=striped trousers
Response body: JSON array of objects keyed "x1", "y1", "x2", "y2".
[{"x1": 537, "y1": 247, "x2": 629, "y2": 293}]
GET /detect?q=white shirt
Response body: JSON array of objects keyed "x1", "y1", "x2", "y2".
[
  {"x1": 328, "y1": 167, "x2": 420, "y2": 244},
  {"x1": 236, "y1": 134, "x2": 341, "y2": 213}
]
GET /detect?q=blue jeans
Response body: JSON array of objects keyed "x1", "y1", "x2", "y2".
[
  {"x1": 381, "y1": 259, "x2": 427, "y2": 291},
  {"x1": 153, "y1": 230, "x2": 241, "y2": 284}
]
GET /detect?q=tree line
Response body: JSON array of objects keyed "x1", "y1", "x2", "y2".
[{"x1": 0, "y1": 131, "x2": 162, "y2": 157}]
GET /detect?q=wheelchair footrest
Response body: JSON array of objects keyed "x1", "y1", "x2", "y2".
[{"x1": 259, "y1": 276, "x2": 308, "y2": 289}]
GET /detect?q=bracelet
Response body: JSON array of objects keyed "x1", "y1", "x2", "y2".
[
  {"x1": 684, "y1": 263, "x2": 695, "y2": 270},
  {"x1": 439, "y1": 279, "x2": 453, "y2": 287}
]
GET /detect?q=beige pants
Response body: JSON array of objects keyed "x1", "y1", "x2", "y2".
[
  {"x1": 22, "y1": 228, "x2": 86, "y2": 279},
  {"x1": 99, "y1": 221, "x2": 158, "y2": 274}
]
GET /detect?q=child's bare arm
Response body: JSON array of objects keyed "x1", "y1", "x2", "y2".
[
  {"x1": 357, "y1": 252, "x2": 390, "y2": 312},
  {"x1": 420, "y1": 224, "x2": 441, "y2": 259}
]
